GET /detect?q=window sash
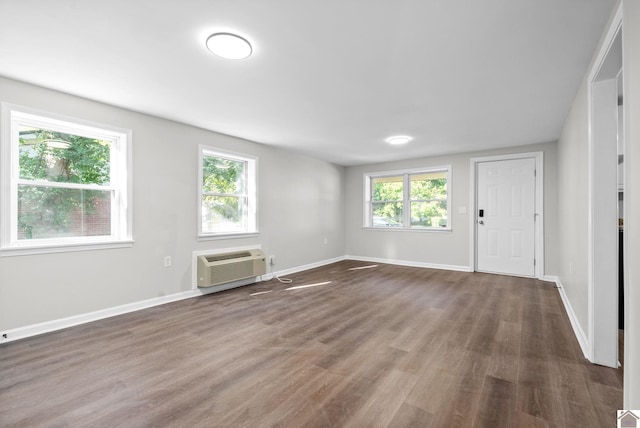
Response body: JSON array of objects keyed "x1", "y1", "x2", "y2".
[
  {"x1": 364, "y1": 167, "x2": 451, "y2": 230},
  {"x1": 199, "y1": 146, "x2": 257, "y2": 237},
  {"x1": 17, "y1": 185, "x2": 114, "y2": 240},
  {"x1": 201, "y1": 153, "x2": 247, "y2": 196},
  {"x1": 201, "y1": 195, "x2": 248, "y2": 234},
  {"x1": 17, "y1": 178, "x2": 116, "y2": 192}
]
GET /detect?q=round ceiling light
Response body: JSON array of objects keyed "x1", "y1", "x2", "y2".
[
  {"x1": 386, "y1": 136, "x2": 412, "y2": 145},
  {"x1": 206, "y1": 32, "x2": 252, "y2": 60}
]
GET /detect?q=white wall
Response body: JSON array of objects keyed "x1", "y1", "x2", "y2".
[
  {"x1": 623, "y1": 0, "x2": 640, "y2": 409},
  {"x1": 0, "y1": 76, "x2": 345, "y2": 332},
  {"x1": 344, "y1": 142, "x2": 559, "y2": 274},
  {"x1": 556, "y1": 77, "x2": 590, "y2": 332}
]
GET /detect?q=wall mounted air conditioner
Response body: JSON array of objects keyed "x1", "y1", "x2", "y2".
[{"x1": 197, "y1": 249, "x2": 266, "y2": 288}]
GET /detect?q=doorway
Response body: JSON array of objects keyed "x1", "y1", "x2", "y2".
[
  {"x1": 587, "y1": 9, "x2": 623, "y2": 369},
  {"x1": 470, "y1": 152, "x2": 544, "y2": 279}
]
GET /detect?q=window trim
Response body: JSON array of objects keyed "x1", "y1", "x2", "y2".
[
  {"x1": 0, "y1": 103, "x2": 133, "y2": 256},
  {"x1": 198, "y1": 145, "x2": 258, "y2": 239},
  {"x1": 363, "y1": 165, "x2": 452, "y2": 231}
]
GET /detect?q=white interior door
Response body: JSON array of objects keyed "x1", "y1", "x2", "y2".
[{"x1": 476, "y1": 158, "x2": 536, "y2": 276}]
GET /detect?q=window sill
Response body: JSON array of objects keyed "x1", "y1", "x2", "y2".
[
  {"x1": 0, "y1": 240, "x2": 134, "y2": 257},
  {"x1": 362, "y1": 226, "x2": 452, "y2": 233},
  {"x1": 198, "y1": 232, "x2": 259, "y2": 241}
]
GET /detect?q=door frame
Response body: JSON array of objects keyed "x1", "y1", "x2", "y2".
[
  {"x1": 469, "y1": 152, "x2": 544, "y2": 279},
  {"x1": 586, "y1": 4, "x2": 622, "y2": 368}
]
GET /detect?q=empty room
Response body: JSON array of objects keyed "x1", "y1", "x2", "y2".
[{"x1": 1, "y1": 1, "x2": 639, "y2": 427}]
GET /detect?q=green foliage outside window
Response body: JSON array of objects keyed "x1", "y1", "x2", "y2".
[
  {"x1": 18, "y1": 128, "x2": 111, "y2": 239},
  {"x1": 201, "y1": 155, "x2": 247, "y2": 232},
  {"x1": 371, "y1": 172, "x2": 448, "y2": 228},
  {"x1": 19, "y1": 129, "x2": 110, "y2": 183},
  {"x1": 410, "y1": 174, "x2": 447, "y2": 227},
  {"x1": 372, "y1": 177, "x2": 403, "y2": 225}
]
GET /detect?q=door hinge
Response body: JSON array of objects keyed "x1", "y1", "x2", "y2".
[
  {"x1": 534, "y1": 258, "x2": 536, "y2": 266},
  {"x1": 534, "y1": 169, "x2": 537, "y2": 177}
]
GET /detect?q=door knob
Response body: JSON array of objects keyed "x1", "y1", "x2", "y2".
[{"x1": 479, "y1": 220, "x2": 484, "y2": 225}]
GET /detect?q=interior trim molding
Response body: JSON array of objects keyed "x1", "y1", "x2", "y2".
[
  {"x1": 0, "y1": 255, "x2": 346, "y2": 344},
  {"x1": 262, "y1": 256, "x2": 346, "y2": 281},
  {"x1": 5, "y1": 256, "x2": 566, "y2": 345},
  {"x1": 345, "y1": 255, "x2": 472, "y2": 272},
  {"x1": 545, "y1": 275, "x2": 591, "y2": 360},
  {"x1": 0, "y1": 289, "x2": 202, "y2": 345},
  {"x1": 469, "y1": 151, "x2": 545, "y2": 279},
  {"x1": 586, "y1": 1, "x2": 623, "y2": 368}
]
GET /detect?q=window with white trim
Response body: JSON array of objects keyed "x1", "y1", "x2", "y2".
[
  {"x1": 199, "y1": 146, "x2": 257, "y2": 237},
  {"x1": 0, "y1": 104, "x2": 132, "y2": 253},
  {"x1": 364, "y1": 166, "x2": 451, "y2": 230}
]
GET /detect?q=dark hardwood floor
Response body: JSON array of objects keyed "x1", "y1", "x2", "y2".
[{"x1": 0, "y1": 261, "x2": 623, "y2": 427}]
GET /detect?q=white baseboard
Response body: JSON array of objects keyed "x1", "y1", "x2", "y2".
[
  {"x1": 0, "y1": 256, "x2": 345, "y2": 344},
  {"x1": 0, "y1": 276, "x2": 265, "y2": 345},
  {"x1": 544, "y1": 275, "x2": 591, "y2": 360},
  {"x1": 263, "y1": 256, "x2": 346, "y2": 281},
  {"x1": 345, "y1": 255, "x2": 473, "y2": 272},
  {"x1": 5, "y1": 256, "x2": 569, "y2": 345},
  {"x1": 0, "y1": 289, "x2": 201, "y2": 344}
]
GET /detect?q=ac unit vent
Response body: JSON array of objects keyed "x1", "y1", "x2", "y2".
[
  {"x1": 205, "y1": 251, "x2": 252, "y2": 263},
  {"x1": 197, "y1": 249, "x2": 266, "y2": 288}
]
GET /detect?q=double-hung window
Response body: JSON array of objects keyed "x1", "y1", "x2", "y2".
[
  {"x1": 0, "y1": 104, "x2": 132, "y2": 254},
  {"x1": 199, "y1": 146, "x2": 257, "y2": 238},
  {"x1": 364, "y1": 166, "x2": 451, "y2": 230}
]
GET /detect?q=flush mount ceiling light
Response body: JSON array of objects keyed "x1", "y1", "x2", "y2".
[
  {"x1": 386, "y1": 136, "x2": 412, "y2": 145},
  {"x1": 206, "y1": 32, "x2": 252, "y2": 60}
]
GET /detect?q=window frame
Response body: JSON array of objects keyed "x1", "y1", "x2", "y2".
[
  {"x1": 0, "y1": 103, "x2": 133, "y2": 256},
  {"x1": 198, "y1": 145, "x2": 258, "y2": 239},
  {"x1": 363, "y1": 165, "x2": 452, "y2": 231}
]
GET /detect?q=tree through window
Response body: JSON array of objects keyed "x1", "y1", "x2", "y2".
[
  {"x1": 1, "y1": 104, "x2": 132, "y2": 253},
  {"x1": 199, "y1": 147, "x2": 257, "y2": 237},
  {"x1": 365, "y1": 167, "x2": 451, "y2": 230},
  {"x1": 18, "y1": 128, "x2": 112, "y2": 239}
]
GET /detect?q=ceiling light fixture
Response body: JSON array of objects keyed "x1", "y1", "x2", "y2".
[
  {"x1": 386, "y1": 136, "x2": 412, "y2": 145},
  {"x1": 206, "y1": 32, "x2": 253, "y2": 60}
]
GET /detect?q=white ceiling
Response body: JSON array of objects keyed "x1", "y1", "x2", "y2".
[{"x1": 0, "y1": 0, "x2": 616, "y2": 166}]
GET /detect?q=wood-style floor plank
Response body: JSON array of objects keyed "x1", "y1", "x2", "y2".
[{"x1": 0, "y1": 261, "x2": 623, "y2": 427}]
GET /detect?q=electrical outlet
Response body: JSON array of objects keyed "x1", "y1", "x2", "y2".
[{"x1": 164, "y1": 256, "x2": 172, "y2": 268}]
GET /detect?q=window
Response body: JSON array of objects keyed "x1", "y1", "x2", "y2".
[
  {"x1": 364, "y1": 166, "x2": 451, "y2": 230},
  {"x1": 199, "y1": 146, "x2": 257, "y2": 237},
  {"x1": 0, "y1": 104, "x2": 132, "y2": 254}
]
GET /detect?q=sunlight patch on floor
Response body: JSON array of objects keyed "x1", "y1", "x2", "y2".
[
  {"x1": 285, "y1": 281, "x2": 332, "y2": 291},
  {"x1": 249, "y1": 290, "x2": 273, "y2": 296},
  {"x1": 348, "y1": 265, "x2": 378, "y2": 271}
]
